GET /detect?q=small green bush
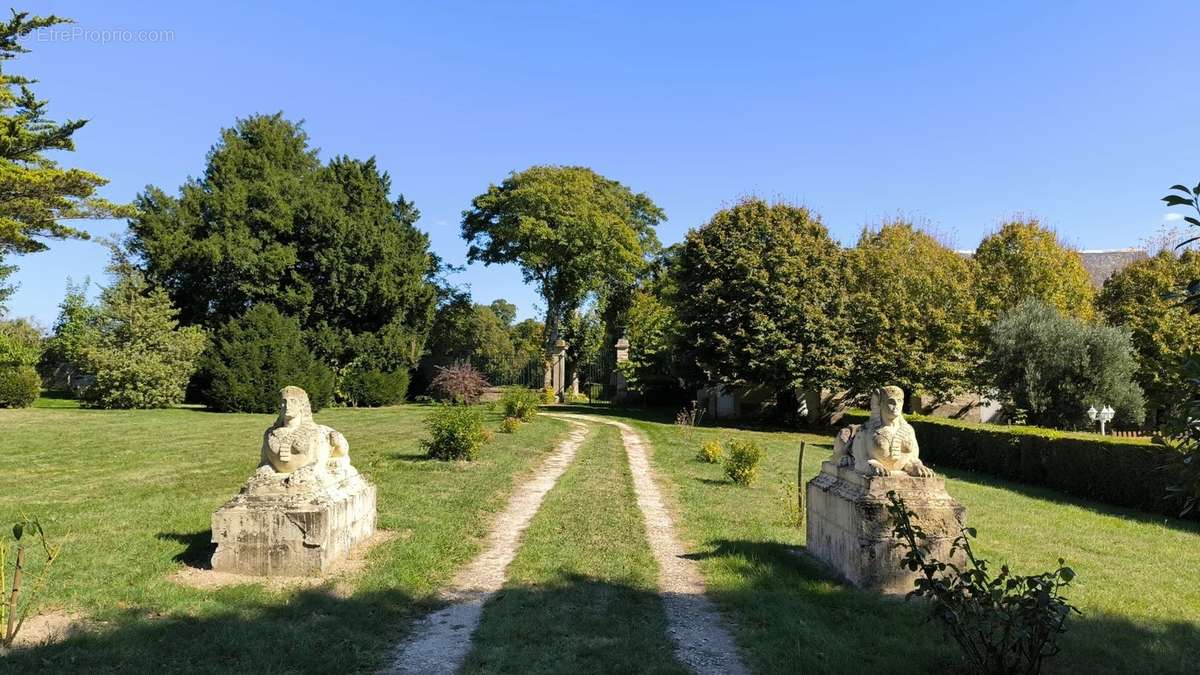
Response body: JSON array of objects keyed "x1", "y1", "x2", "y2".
[
  {"x1": 0, "y1": 364, "x2": 40, "y2": 408},
  {"x1": 565, "y1": 390, "x2": 589, "y2": 404},
  {"x1": 341, "y1": 367, "x2": 409, "y2": 407},
  {"x1": 697, "y1": 439, "x2": 723, "y2": 464},
  {"x1": 498, "y1": 416, "x2": 521, "y2": 434},
  {"x1": 422, "y1": 405, "x2": 489, "y2": 461},
  {"x1": 724, "y1": 439, "x2": 763, "y2": 485},
  {"x1": 199, "y1": 305, "x2": 334, "y2": 413},
  {"x1": 500, "y1": 386, "x2": 541, "y2": 421},
  {"x1": 541, "y1": 386, "x2": 557, "y2": 404}
]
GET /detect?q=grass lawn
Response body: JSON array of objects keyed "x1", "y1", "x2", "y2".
[
  {"x1": 617, "y1": 409, "x2": 1200, "y2": 674},
  {"x1": 0, "y1": 403, "x2": 573, "y2": 673},
  {"x1": 463, "y1": 422, "x2": 686, "y2": 674}
]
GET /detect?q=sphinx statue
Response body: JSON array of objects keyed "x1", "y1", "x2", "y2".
[
  {"x1": 831, "y1": 385, "x2": 934, "y2": 478},
  {"x1": 211, "y1": 386, "x2": 376, "y2": 576},
  {"x1": 261, "y1": 385, "x2": 352, "y2": 476}
]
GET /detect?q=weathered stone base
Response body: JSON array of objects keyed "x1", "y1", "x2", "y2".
[
  {"x1": 211, "y1": 471, "x2": 377, "y2": 577},
  {"x1": 806, "y1": 461, "x2": 965, "y2": 594}
]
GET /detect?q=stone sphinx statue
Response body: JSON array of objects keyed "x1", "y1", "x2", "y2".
[
  {"x1": 211, "y1": 385, "x2": 376, "y2": 576},
  {"x1": 831, "y1": 385, "x2": 934, "y2": 478},
  {"x1": 261, "y1": 385, "x2": 352, "y2": 476},
  {"x1": 807, "y1": 384, "x2": 964, "y2": 593}
]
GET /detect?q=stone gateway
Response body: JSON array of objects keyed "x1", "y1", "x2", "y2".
[
  {"x1": 806, "y1": 386, "x2": 966, "y2": 593},
  {"x1": 211, "y1": 386, "x2": 377, "y2": 576}
]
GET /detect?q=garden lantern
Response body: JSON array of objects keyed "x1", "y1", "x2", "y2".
[{"x1": 1087, "y1": 404, "x2": 1115, "y2": 435}]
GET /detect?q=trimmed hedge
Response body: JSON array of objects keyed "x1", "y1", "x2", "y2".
[
  {"x1": 839, "y1": 412, "x2": 1184, "y2": 517},
  {"x1": 0, "y1": 364, "x2": 40, "y2": 408}
]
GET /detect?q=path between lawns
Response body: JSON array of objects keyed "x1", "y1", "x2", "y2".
[
  {"x1": 547, "y1": 413, "x2": 749, "y2": 675},
  {"x1": 382, "y1": 420, "x2": 591, "y2": 675},
  {"x1": 382, "y1": 413, "x2": 748, "y2": 675}
]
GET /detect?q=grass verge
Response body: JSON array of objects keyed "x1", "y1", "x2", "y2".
[{"x1": 0, "y1": 404, "x2": 571, "y2": 673}]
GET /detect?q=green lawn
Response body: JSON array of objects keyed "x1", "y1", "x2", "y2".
[
  {"x1": 463, "y1": 423, "x2": 685, "y2": 674},
  {"x1": 0, "y1": 404, "x2": 574, "y2": 673},
  {"x1": 2, "y1": 403, "x2": 1198, "y2": 674},
  {"x1": 622, "y1": 410, "x2": 1200, "y2": 675}
]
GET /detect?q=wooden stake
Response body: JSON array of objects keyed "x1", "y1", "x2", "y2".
[{"x1": 797, "y1": 441, "x2": 806, "y2": 528}]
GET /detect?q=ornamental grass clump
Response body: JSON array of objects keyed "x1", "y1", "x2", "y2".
[
  {"x1": 723, "y1": 439, "x2": 763, "y2": 486},
  {"x1": 422, "y1": 405, "x2": 489, "y2": 461},
  {"x1": 500, "y1": 386, "x2": 541, "y2": 422},
  {"x1": 696, "y1": 439, "x2": 723, "y2": 464},
  {"x1": 886, "y1": 491, "x2": 1080, "y2": 675}
]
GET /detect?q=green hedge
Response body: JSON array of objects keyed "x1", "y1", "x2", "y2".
[{"x1": 839, "y1": 412, "x2": 1184, "y2": 517}]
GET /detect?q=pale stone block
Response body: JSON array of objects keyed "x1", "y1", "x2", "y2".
[{"x1": 806, "y1": 461, "x2": 966, "y2": 594}]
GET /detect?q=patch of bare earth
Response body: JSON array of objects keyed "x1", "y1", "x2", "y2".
[
  {"x1": 1, "y1": 610, "x2": 90, "y2": 652},
  {"x1": 381, "y1": 421, "x2": 590, "y2": 675},
  {"x1": 170, "y1": 529, "x2": 400, "y2": 595},
  {"x1": 550, "y1": 413, "x2": 749, "y2": 675}
]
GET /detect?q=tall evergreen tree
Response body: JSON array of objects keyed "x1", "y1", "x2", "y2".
[
  {"x1": 129, "y1": 114, "x2": 440, "y2": 376},
  {"x1": 0, "y1": 11, "x2": 128, "y2": 255}
]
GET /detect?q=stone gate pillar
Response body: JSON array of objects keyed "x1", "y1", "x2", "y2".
[
  {"x1": 613, "y1": 336, "x2": 630, "y2": 401},
  {"x1": 551, "y1": 339, "x2": 568, "y2": 402}
]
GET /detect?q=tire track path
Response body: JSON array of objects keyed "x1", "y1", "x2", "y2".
[
  {"x1": 382, "y1": 420, "x2": 590, "y2": 675},
  {"x1": 547, "y1": 413, "x2": 749, "y2": 675}
]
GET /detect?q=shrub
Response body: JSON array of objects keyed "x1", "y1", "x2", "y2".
[
  {"x1": 199, "y1": 305, "x2": 334, "y2": 413},
  {"x1": 341, "y1": 367, "x2": 409, "y2": 407},
  {"x1": 887, "y1": 492, "x2": 1080, "y2": 674},
  {"x1": 723, "y1": 439, "x2": 763, "y2": 485},
  {"x1": 565, "y1": 390, "x2": 589, "y2": 404},
  {"x1": 500, "y1": 386, "x2": 540, "y2": 422},
  {"x1": 541, "y1": 386, "x2": 557, "y2": 404},
  {"x1": 0, "y1": 364, "x2": 40, "y2": 408},
  {"x1": 498, "y1": 416, "x2": 521, "y2": 434},
  {"x1": 675, "y1": 403, "x2": 704, "y2": 443},
  {"x1": 78, "y1": 266, "x2": 206, "y2": 410},
  {"x1": 422, "y1": 404, "x2": 488, "y2": 460},
  {"x1": 697, "y1": 439, "x2": 723, "y2": 464},
  {"x1": 987, "y1": 299, "x2": 1145, "y2": 429},
  {"x1": 841, "y1": 410, "x2": 1187, "y2": 517},
  {"x1": 431, "y1": 361, "x2": 488, "y2": 404}
]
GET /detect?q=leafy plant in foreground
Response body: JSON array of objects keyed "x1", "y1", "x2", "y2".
[
  {"x1": 886, "y1": 491, "x2": 1080, "y2": 674},
  {"x1": 696, "y1": 438, "x2": 722, "y2": 464},
  {"x1": 500, "y1": 386, "x2": 541, "y2": 422},
  {"x1": 1, "y1": 517, "x2": 62, "y2": 650}
]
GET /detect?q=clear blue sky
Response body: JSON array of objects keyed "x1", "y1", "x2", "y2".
[{"x1": 7, "y1": 1, "x2": 1199, "y2": 327}]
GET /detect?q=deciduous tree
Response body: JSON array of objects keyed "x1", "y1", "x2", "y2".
[
  {"x1": 676, "y1": 198, "x2": 850, "y2": 417},
  {"x1": 974, "y1": 218, "x2": 1095, "y2": 322},
  {"x1": 846, "y1": 221, "x2": 980, "y2": 402},
  {"x1": 461, "y1": 165, "x2": 663, "y2": 359},
  {"x1": 1096, "y1": 250, "x2": 1200, "y2": 427}
]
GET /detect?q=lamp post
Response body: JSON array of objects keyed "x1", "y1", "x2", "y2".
[{"x1": 1087, "y1": 404, "x2": 1115, "y2": 435}]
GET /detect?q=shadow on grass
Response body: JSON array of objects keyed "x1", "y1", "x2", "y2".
[
  {"x1": 682, "y1": 538, "x2": 1200, "y2": 674},
  {"x1": 464, "y1": 572, "x2": 688, "y2": 675},
  {"x1": 387, "y1": 451, "x2": 436, "y2": 462},
  {"x1": 939, "y1": 464, "x2": 1200, "y2": 536},
  {"x1": 0, "y1": 587, "x2": 426, "y2": 674},
  {"x1": 156, "y1": 530, "x2": 216, "y2": 570}
]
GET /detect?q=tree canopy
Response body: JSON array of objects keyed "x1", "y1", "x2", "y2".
[
  {"x1": 974, "y1": 218, "x2": 1095, "y2": 322},
  {"x1": 0, "y1": 11, "x2": 127, "y2": 255},
  {"x1": 845, "y1": 221, "x2": 980, "y2": 402},
  {"x1": 1097, "y1": 249, "x2": 1200, "y2": 426},
  {"x1": 461, "y1": 165, "x2": 663, "y2": 350},
  {"x1": 676, "y1": 198, "x2": 850, "y2": 412},
  {"x1": 129, "y1": 114, "x2": 440, "y2": 374},
  {"x1": 987, "y1": 299, "x2": 1144, "y2": 429}
]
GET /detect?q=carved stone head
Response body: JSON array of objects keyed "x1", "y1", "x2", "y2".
[
  {"x1": 872, "y1": 385, "x2": 905, "y2": 425},
  {"x1": 278, "y1": 386, "x2": 313, "y2": 425}
]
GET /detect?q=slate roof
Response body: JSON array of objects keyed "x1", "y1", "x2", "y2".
[{"x1": 1077, "y1": 249, "x2": 1148, "y2": 287}]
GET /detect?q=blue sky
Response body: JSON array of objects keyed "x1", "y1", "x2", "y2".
[{"x1": 6, "y1": 1, "x2": 1199, "y2": 327}]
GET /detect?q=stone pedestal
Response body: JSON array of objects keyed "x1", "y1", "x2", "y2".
[
  {"x1": 806, "y1": 461, "x2": 965, "y2": 594},
  {"x1": 212, "y1": 466, "x2": 377, "y2": 576}
]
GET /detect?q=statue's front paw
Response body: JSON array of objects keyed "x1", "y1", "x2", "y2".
[
  {"x1": 905, "y1": 462, "x2": 935, "y2": 478},
  {"x1": 866, "y1": 462, "x2": 890, "y2": 477}
]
